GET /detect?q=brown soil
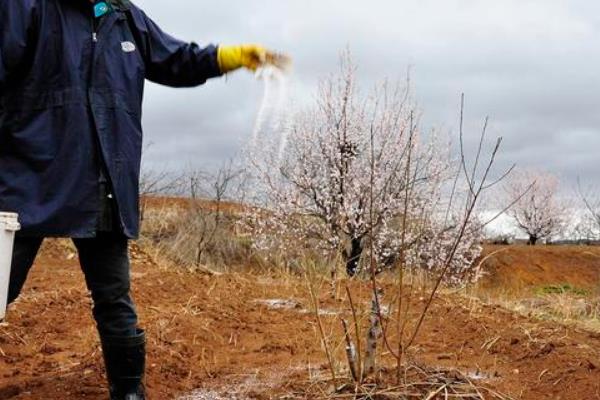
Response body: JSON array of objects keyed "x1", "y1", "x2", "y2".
[
  {"x1": 0, "y1": 242, "x2": 599, "y2": 399},
  {"x1": 479, "y1": 245, "x2": 600, "y2": 293}
]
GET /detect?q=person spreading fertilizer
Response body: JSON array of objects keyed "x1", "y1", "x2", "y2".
[{"x1": 0, "y1": 0, "x2": 286, "y2": 398}]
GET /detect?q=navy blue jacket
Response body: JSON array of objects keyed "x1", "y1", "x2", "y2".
[{"x1": 0, "y1": 0, "x2": 222, "y2": 238}]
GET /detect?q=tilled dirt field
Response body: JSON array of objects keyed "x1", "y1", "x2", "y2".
[
  {"x1": 0, "y1": 241, "x2": 599, "y2": 399},
  {"x1": 479, "y1": 245, "x2": 600, "y2": 292}
]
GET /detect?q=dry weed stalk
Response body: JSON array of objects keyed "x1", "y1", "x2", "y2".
[
  {"x1": 345, "y1": 285, "x2": 363, "y2": 382},
  {"x1": 403, "y1": 95, "x2": 512, "y2": 355},
  {"x1": 341, "y1": 319, "x2": 358, "y2": 383},
  {"x1": 305, "y1": 262, "x2": 338, "y2": 387}
]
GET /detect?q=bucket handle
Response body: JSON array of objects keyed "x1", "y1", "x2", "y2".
[{"x1": 3, "y1": 222, "x2": 21, "y2": 232}]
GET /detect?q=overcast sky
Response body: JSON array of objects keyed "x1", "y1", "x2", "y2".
[{"x1": 138, "y1": 0, "x2": 600, "y2": 187}]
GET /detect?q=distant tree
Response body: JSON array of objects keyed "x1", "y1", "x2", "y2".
[
  {"x1": 139, "y1": 169, "x2": 183, "y2": 220},
  {"x1": 578, "y1": 182, "x2": 600, "y2": 240},
  {"x1": 571, "y1": 218, "x2": 598, "y2": 244},
  {"x1": 139, "y1": 143, "x2": 184, "y2": 220},
  {"x1": 505, "y1": 170, "x2": 568, "y2": 245},
  {"x1": 185, "y1": 160, "x2": 244, "y2": 267}
]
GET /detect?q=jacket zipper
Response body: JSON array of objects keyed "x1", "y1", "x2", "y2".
[
  {"x1": 92, "y1": 11, "x2": 99, "y2": 43},
  {"x1": 89, "y1": 12, "x2": 125, "y2": 233}
]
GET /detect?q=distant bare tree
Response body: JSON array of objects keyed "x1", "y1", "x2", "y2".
[
  {"x1": 140, "y1": 169, "x2": 182, "y2": 197},
  {"x1": 505, "y1": 170, "x2": 568, "y2": 245},
  {"x1": 139, "y1": 143, "x2": 184, "y2": 220},
  {"x1": 142, "y1": 159, "x2": 248, "y2": 272},
  {"x1": 571, "y1": 218, "x2": 598, "y2": 244},
  {"x1": 578, "y1": 181, "x2": 600, "y2": 240},
  {"x1": 139, "y1": 169, "x2": 183, "y2": 220},
  {"x1": 185, "y1": 160, "x2": 243, "y2": 266}
]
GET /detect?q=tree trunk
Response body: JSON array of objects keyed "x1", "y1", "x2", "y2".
[
  {"x1": 345, "y1": 237, "x2": 363, "y2": 276},
  {"x1": 528, "y1": 235, "x2": 538, "y2": 246},
  {"x1": 363, "y1": 289, "x2": 382, "y2": 378}
]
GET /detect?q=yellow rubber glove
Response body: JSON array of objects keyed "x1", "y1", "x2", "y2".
[{"x1": 217, "y1": 44, "x2": 290, "y2": 73}]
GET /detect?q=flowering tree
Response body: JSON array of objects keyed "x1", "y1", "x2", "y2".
[
  {"x1": 505, "y1": 170, "x2": 568, "y2": 245},
  {"x1": 244, "y1": 56, "x2": 482, "y2": 280},
  {"x1": 243, "y1": 56, "x2": 511, "y2": 391}
]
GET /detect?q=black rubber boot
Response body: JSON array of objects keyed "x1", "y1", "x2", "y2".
[{"x1": 101, "y1": 329, "x2": 146, "y2": 400}]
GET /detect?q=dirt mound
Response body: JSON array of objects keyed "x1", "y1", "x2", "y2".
[
  {"x1": 0, "y1": 241, "x2": 598, "y2": 399},
  {"x1": 479, "y1": 245, "x2": 600, "y2": 292}
]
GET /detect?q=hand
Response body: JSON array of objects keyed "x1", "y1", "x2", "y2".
[{"x1": 217, "y1": 44, "x2": 290, "y2": 73}]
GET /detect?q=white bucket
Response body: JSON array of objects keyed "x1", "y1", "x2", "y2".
[{"x1": 0, "y1": 212, "x2": 20, "y2": 320}]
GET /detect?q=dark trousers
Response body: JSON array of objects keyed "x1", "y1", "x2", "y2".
[{"x1": 8, "y1": 233, "x2": 138, "y2": 337}]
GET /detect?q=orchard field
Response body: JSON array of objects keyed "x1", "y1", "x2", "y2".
[{"x1": 0, "y1": 201, "x2": 598, "y2": 399}]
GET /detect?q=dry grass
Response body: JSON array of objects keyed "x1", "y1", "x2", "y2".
[
  {"x1": 467, "y1": 246, "x2": 600, "y2": 333},
  {"x1": 464, "y1": 282, "x2": 600, "y2": 333},
  {"x1": 299, "y1": 364, "x2": 514, "y2": 400},
  {"x1": 138, "y1": 197, "x2": 345, "y2": 279},
  {"x1": 138, "y1": 199, "x2": 258, "y2": 273}
]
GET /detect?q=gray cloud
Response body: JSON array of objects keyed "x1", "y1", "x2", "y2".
[{"x1": 139, "y1": 0, "x2": 600, "y2": 186}]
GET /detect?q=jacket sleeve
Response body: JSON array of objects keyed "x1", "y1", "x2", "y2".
[
  {"x1": 0, "y1": 0, "x2": 37, "y2": 90},
  {"x1": 127, "y1": 5, "x2": 223, "y2": 87}
]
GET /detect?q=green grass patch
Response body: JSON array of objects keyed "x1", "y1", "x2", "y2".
[{"x1": 536, "y1": 283, "x2": 589, "y2": 297}]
